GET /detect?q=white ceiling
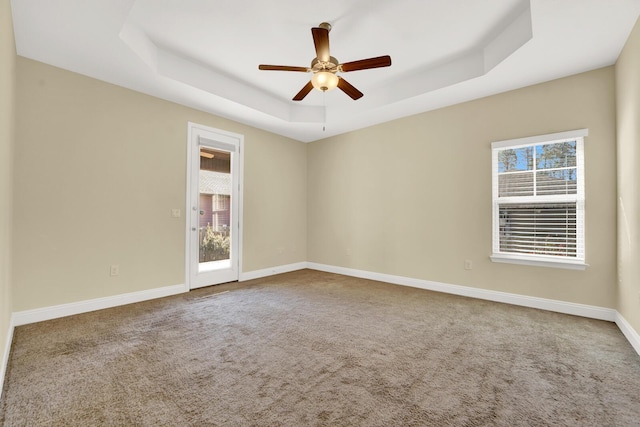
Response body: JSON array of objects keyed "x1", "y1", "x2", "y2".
[{"x1": 11, "y1": 0, "x2": 640, "y2": 143}]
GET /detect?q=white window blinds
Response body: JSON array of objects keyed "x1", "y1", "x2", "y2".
[{"x1": 491, "y1": 129, "x2": 586, "y2": 268}]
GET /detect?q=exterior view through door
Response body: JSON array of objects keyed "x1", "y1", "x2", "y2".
[
  {"x1": 188, "y1": 123, "x2": 242, "y2": 289},
  {"x1": 199, "y1": 147, "x2": 231, "y2": 271}
]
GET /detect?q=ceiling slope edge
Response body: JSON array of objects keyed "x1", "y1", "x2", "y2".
[
  {"x1": 348, "y1": 1, "x2": 532, "y2": 115},
  {"x1": 119, "y1": 21, "x2": 326, "y2": 124},
  {"x1": 119, "y1": 1, "x2": 531, "y2": 128}
]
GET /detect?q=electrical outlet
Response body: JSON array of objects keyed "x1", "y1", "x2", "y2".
[
  {"x1": 464, "y1": 259, "x2": 473, "y2": 270},
  {"x1": 171, "y1": 208, "x2": 181, "y2": 218},
  {"x1": 110, "y1": 264, "x2": 120, "y2": 276}
]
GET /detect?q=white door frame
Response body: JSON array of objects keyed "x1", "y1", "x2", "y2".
[{"x1": 186, "y1": 122, "x2": 244, "y2": 289}]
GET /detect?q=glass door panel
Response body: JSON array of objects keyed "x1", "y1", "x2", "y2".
[{"x1": 198, "y1": 147, "x2": 232, "y2": 273}]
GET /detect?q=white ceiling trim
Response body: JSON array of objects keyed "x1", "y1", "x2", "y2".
[
  {"x1": 11, "y1": 0, "x2": 640, "y2": 142},
  {"x1": 120, "y1": 20, "x2": 326, "y2": 124},
  {"x1": 120, "y1": 1, "x2": 532, "y2": 126}
]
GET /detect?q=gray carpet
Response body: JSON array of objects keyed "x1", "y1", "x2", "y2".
[{"x1": 1, "y1": 269, "x2": 639, "y2": 426}]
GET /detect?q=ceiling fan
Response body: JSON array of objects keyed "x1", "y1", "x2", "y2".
[{"x1": 258, "y1": 22, "x2": 392, "y2": 101}]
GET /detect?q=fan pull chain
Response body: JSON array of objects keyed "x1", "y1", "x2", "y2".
[{"x1": 322, "y1": 91, "x2": 326, "y2": 132}]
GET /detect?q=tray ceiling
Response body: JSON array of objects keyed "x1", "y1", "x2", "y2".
[{"x1": 11, "y1": 0, "x2": 640, "y2": 142}]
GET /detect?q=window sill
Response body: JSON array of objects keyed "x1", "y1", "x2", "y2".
[{"x1": 490, "y1": 254, "x2": 588, "y2": 270}]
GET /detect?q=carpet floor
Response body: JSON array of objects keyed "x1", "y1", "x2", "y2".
[{"x1": 1, "y1": 269, "x2": 639, "y2": 426}]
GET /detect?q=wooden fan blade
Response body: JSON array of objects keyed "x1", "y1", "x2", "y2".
[
  {"x1": 259, "y1": 65, "x2": 309, "y2": 72},
  {"x1": 340, "y1": 55, "x2": 392, "y2": 72},
  {"x1": 337, "y1": 77, "x2": 363, "y2": 100},
  {"x1": 311, "y1": 27, "x2": 330, "y2": 62},
  {"x1": 293, "y1": 81, "x2": 314, "y2": 101}
]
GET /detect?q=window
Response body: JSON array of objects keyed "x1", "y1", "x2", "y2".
[
  {"x1": 212, "y1": 194, "x2": 230, "y2": 211},
  {"x1": 491, "y1": 129, "x2": 587, "y2": 269}
]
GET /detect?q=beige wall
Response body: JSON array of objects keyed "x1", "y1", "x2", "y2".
[
  {"x1": 1, "y1": 0, "x2": 15, "y2": 385},
  {"x1": 616, "y1": 17, "x2": 640, "y2": 333},
  {"x1": 243, "y1": 132, "x2": 307, "y2": 269},
  {"x1": 308, "y1": 67, "x2": 617, "y2": 307},
  {"x1": 13, "y1": 58, "x2": 307, "y2": 311},
  {"x1": 1, "y1": 0, "x2": 16, "y2": 381},
  {"x1": 5, "y1": 15, "x2": 636, "y2": 333}
]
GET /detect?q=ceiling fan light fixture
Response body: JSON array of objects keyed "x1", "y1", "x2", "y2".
[
  {"x1": 258, "y1": 22, "x2": 391, "y2": 100},
  {"x1": 311, "y1": 71, "x2": 339, "y2": 92}
]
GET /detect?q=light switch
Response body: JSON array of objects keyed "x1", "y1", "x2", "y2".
[{"x1": 171, "y1": 208, "x2": 181, "y2": 218}]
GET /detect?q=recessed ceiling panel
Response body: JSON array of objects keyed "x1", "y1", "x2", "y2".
[{"x1": 11, "y1": 0, "x2": 640, "y2": 142}]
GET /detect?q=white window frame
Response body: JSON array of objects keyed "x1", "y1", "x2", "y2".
[{"x1": 490, "y1": 129, "x2": 588, "y2": 270}]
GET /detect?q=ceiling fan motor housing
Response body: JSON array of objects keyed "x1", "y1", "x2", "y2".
[{"x1": 311, "y1": 56, "x2": 339, "y2": 72}]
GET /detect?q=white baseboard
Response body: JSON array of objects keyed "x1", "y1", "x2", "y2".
[
  {"x1": 7, "y1": 261, "x2": 618, "y2": 328},
  {"x1": 308, "y1": 263, "x2": 640, "y2": 355},
  {"x1": 307, "y1": 263, "x2": 618, "y2": 322},
  {"x1": 2, "y1": 261, "x2": 638, "y2": 400},
  {"x1": 0, "y1": 318, "x2": 15, "y2": 401},
  {"x1": 11, "y1": 283, "x2": 186, "y2": 327},
  {"x1": 7, "y1": 261, "x2": 309, "y2": 330},
  {"x1": 615, "y1": 312, "x2": 640, "y2": 356},
  {"x1": 239, "y1": 262, "x2": 307, "y2": 282}
]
